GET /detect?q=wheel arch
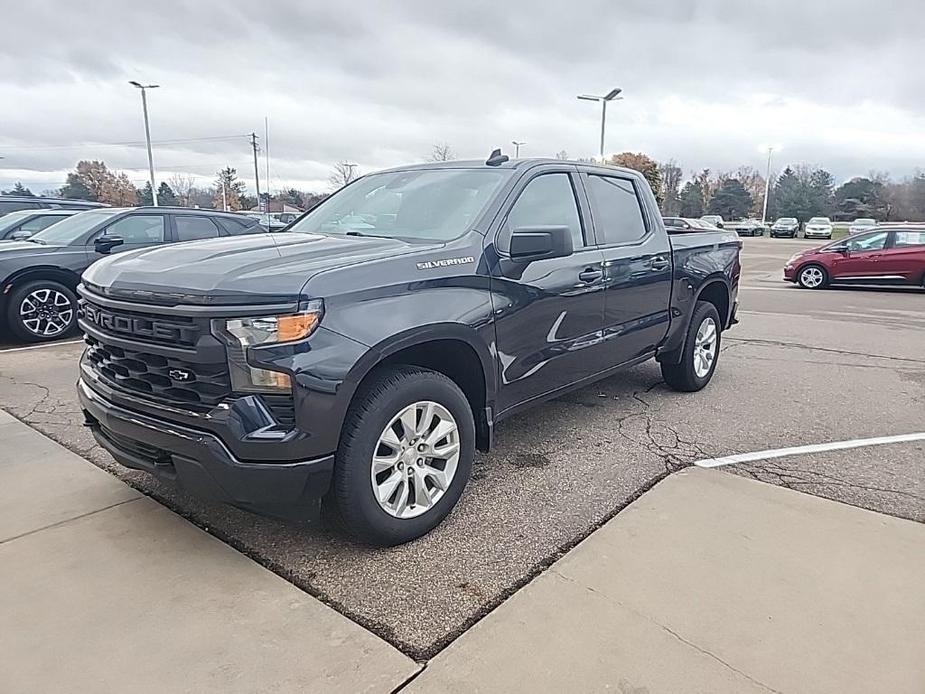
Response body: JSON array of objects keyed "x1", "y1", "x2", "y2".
[
  {"x1": 2, "y1": 266, "x2": 82, "y2": 296},
  {"x1": 342, "y1": 324, "x2": 495, "y2": 452},
  {"x1": 695, "y1": 277, "x2": 731, "y2": 329}
]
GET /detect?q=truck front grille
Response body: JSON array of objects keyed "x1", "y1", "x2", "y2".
[{"x1": 85, "y1": 335, "x2": 231, "y2": 409}]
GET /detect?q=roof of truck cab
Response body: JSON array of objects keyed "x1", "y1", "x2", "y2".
[{"x1": 374, "y1": 158, "x2": 643, "y2": 178}]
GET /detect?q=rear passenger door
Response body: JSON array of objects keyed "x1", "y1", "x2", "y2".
[
  {"x1": 879, "y1": 230, "x2": 925, "y2": 283},
  {"x1": 580, "y1": 172, "x2": 672, "y2": 364},
  {"x1": 174, "y1": 214, "x2": 222, "y2": 242},
  {"x1": 491, "y1": 167, "x2": 609, "y2": 413}
]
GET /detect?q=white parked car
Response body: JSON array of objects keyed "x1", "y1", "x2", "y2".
[
  {"x1": 804, "y1": 216, "x2": 833, "y2": 239},
  {"x1": 848, "y1": 218, "x2": 877, "y2": 234}
]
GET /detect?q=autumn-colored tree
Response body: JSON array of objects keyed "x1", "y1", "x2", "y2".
[
  {"x1": 60, "y1": 160, "x2": 114, "y2": 201},
  {"x1": 100, "y1": 172, "x2": 139, "y2": 206},
  {"x1": 733, "y1": 166, "x2": 767, "y2": 217},
  {"x1": 607, "y1": 152, "x2": 662, "y2": 203}
]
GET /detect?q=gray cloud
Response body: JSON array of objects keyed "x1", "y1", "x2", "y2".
[{"x1": 2, "y1": 0, "x2": 924, "y2": 194}]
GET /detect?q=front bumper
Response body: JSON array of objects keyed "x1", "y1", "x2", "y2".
[{"x1": 79, "y1": 377, "x2": 334, "y2": 519}]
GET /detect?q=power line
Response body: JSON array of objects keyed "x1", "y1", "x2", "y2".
[{"x1": 0, "y1": 135, "x2": 251, "y2": 151}]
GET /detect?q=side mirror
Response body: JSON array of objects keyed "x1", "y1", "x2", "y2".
[
  {"x1": 94, "y1": 235, "x2": 124, "y2": 254},
  {"x1": 10, "y1": 230, "x2": 34, "y2": 241},
  {"x1": 509, "y1": 225, "x2": 573, "y2": 261}
]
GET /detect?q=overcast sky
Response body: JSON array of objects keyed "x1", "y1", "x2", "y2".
[{"x1": 2, "y1": 0, "x2": 924, "y2": 195}]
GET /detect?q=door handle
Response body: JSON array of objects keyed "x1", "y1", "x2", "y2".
[
  {"x1": 578, "y1": 268, "x2": 603, "y2": 283},
  {"x1": 649, "y1": 255, "x2": 671, "y2": 271}
]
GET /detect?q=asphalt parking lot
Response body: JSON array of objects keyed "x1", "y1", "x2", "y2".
[{"x1": 0, "y1": 236, "x2": 922, "y2": 659}]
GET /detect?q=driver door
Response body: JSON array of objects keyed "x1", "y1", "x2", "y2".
[
  {"x1": 91, "y1": 214, "x2": 168, "y2": 256},
  {"x1": 829, "y1": 231, "x2": 888, "y2": 279},
  {"x1": 490, "y1": 168, "x2": 608, "y2": 414}
]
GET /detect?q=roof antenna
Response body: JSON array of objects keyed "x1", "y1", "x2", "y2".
[{"x1": 485, "y1": 148, "x2": 509, "y2": 166}]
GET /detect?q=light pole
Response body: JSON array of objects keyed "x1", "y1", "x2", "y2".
[
  {"x1": 512, "y1": 141, "x2": 525, "y2": 158},
  {"x1": 129, "y1": 81, "x2": 160, "y2": 206},
  {"x1": 577, "y1": 88, "x2": 622, "y2": 161},
  {"x1": 759, "y1": 145, "x2": 780, "y2": 226}
]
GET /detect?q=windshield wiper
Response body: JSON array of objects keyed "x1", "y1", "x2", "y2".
[{"x1": 344, "y1": 230, "x2": 389, "y2": 238}]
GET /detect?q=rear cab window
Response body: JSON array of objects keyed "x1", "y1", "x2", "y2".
[{"x1": 584, "y1": 175, "x2": 648, "y2": 245}]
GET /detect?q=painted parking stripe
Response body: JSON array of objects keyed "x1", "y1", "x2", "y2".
[
  {"x1": 0, "y1": 339, "x2": 84, "y2": 353},
  {"x1": 695, "y1": 432, "x2": 925, "y2": 468}
]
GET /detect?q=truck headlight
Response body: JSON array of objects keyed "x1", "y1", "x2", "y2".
[{"x1": 212, "y1": 300, "x2": 323, "y2": 393}]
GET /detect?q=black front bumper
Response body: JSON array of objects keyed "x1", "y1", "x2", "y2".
[{"x1": 79, "y1": 378, "x2": 335, "y2": 519}]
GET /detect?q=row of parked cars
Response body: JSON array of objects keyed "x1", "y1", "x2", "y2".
[{"x1": 666, "y1": 214, "x2": 882, "y2": 240}]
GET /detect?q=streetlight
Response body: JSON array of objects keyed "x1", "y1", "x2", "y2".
[
  {"x1": 512, "y1": 141, "x2": 526, "y2": 158},
  {"x1": 759, "y1": 144, "x2": 781, "y2": 225},
  {"x1": 129, "y1": 80, "x2": 160, "y2": 206},
  {"x1": 577, "y1": 87, "x2": 623, "y2": 161}
]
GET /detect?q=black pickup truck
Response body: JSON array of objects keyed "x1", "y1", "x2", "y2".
[{"x1": 77, "y1": 155, "x2": 741, "y2": 545}]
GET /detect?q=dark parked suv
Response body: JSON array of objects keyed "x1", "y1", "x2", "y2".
[
  {"x1": 78, "y1": 157, "x2": 741, "y2": 545},
  {"x1": 0, "y1": 194, "x2": 106, "y2": 216},
  {"x1": 0, "y1": 207, "x2": 263, "y2": 342}
]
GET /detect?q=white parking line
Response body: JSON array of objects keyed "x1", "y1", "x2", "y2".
[
  {"x1": 695, "y1": 432, "x2": 925, "y2": 468},
  {"x1": 0, "y1": 339, "x2": 84, "y2": 353}
]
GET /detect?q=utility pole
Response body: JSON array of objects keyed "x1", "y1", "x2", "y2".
[
  {"x1": 221, "y1": 179, "x2": 228, "y2": 212},
  {"x1": 264, "y1": 116, "x2": 271, "y2": 224},
  {"x1": 129, "y1": 81, "x2": 160, "y2": 206},
  {"x1": 250, "y1": 132, "x2": 261, "y2": 212},
  {"x1": 761, "y1": 146, "x2": 775, "y2": 226}
]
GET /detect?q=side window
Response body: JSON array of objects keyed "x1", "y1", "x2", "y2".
[
  {"x1": 506, "y1": 173, "x2": 584, "y2": 250},
  {"x1": 846, "y1": 231, "x2": 888, "y2": 252},
  {"x1": 101, "y1": 215, "x2": 166, "y2": 244},
  {"x1": 20, "y1": 215, "x2": 68, "y2": 233},
  {"x1": 176, "y1": 215, "x2": 220, "y2": 241},
  {"x1": 893, "y1": 231, "x2": 925, "y2": 248},
  {"x1": 585, "y1": 175, "x2": 648, "y2": 245},
  {"x1": 215, "y1": 217, "x2": 254, "y2": 236}
]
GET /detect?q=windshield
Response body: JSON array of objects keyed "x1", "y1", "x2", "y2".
[
  {"x1": 29, "y1": 209, "x2": 121, "y2": 245},
  {"x1": 853, "y1": 218, "x2": 876, "y2": 225},
  {"x1": 288, "y1": 168, "x2": 511, "y2": 241},
  {"x1": 775, "y1": 218, "x2": 796, "y2": 224},
  {"x1": 808, "y1": 217, "x2": 830, "y2": 224}
]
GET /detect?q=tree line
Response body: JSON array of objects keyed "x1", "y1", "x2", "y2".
[
  {"x1": 5, "y1": 152, "x2": 924, "y2": 223},
  {"x1": 2, "y1": 160, "x2": 329, "y2": 213}
]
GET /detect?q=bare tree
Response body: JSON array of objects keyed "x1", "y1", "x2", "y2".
[
  {"x1": 329, "y1": 162, "x2": 358, "y2": 190},
  {"x1": 427, "y1": 142, "x2": 455, "y2": 162},
  {"x1": 555, "y1": 150, "x2": 570, "y2": 160},
  {"x1": 657, "y1": 159, "x2": 683, "y2": 215},
  {"x1": 168, "y1": 173, "x2": 196, "y2": 207}
]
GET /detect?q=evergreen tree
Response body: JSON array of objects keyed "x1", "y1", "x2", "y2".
[
  {"x1": 678, "y1": 181, "x2": 705, "y2": 217},
  {"x1": 707, "y1": 178, "x2": 753, "y2": 219}
]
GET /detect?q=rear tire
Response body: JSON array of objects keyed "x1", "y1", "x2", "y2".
[
  {"x1": 6, "y1": 280, "x2": 78, "y2": 343},
  {"x1": 661, "y1": 301, "x2": 722, "y2": 392},
  {"x1": 332, "y1": 365, "x2": 475, "y2": 546}
]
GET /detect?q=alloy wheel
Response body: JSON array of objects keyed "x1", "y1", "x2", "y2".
[
  {"x1": 800, "y1": 266, "x2": 825, "y2": 288},
  {"x1": 693, "y1": 316, "x2": 717, "y2": 378},
  {"x1": 370, "y1": 401, "x2": 460, "y2": 519},
  {"x1": 19, "y1": 288, "x2": 74, "y2": 337}
]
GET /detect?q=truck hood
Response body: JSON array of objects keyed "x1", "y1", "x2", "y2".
[{"x1": 82, "y1": 232, "x2": 434, "y2": 305}]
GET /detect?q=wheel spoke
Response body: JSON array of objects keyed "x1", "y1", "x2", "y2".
[
  {"x1": 373, "y1": 452, "x2": 400, "y2": 474},
  {"x1": 413, "y1": 473, "x2": 434, "y2": 509},
  {"x1": 417, "y1": 402, "x2": 436, "y2": 436},
  {"x1": 423, "y1": 464, "x2": 450, "y2": 491},
  {"x1": 425, "y1": 418, "x2": 456, "y2": 447},
  {"x1": 392, "y1": 478, "x2": 410, "y2": 516},
  {"x1": 431, "y1": 441, "x2": 459, "y2": 460},
  {"x1": 398, "y1": 407, "x2": 418, "y2": 442},
  {"x1": 377, "y1": 470, "x2": 403, "y2": 503}
]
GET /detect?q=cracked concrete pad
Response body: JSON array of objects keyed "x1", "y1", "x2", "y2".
[
  {"x1": 411, "y1": 468, "x2": 925, "y2": 693},
  {"x1": 405, "y1": 570, "x2": 770, "y2": 694},
  {"x1": 0, "y1": 409, "x2": 140, "y2": 541},
  {"x1": 0, "y1": 497, "x2": 419, "y2": 694}
]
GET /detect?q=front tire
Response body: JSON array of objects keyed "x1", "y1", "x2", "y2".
[
  {"x1": 331, "y1": 366, "x2": 475, "y2": 546},
  {"x1": 661, "y1": 301, "x2": 722, "y2": 392},
  {"x1": 797, "y1": 264, "x2": 829, "y2": 289},
  {"x1": 6, "y1": 280, "x2": 78, "y2": 342}
]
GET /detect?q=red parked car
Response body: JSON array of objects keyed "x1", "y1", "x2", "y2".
[{"x1": 784, "y1": 226, "x2": 925, "y2": 289}]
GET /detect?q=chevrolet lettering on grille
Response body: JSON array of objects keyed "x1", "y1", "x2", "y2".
[{"x1": 82, "y1": 304, "x2": 198, "y2": 344}]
